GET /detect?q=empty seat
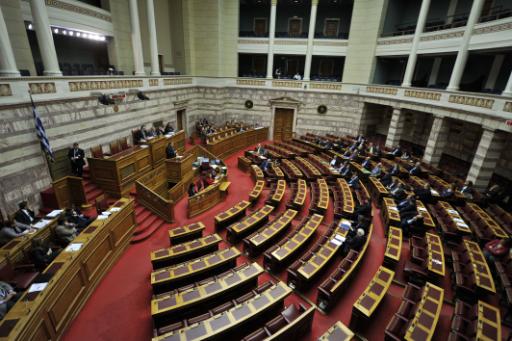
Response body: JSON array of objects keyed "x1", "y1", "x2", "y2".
[
  {"x1": 265, "y1": 315, "x2": 287, "y2": 334},
  {"x1": 187, "y1": 312, "x2": 211, "y2": 325},
  {"x1": 242, "y1": 328, "x2": 269, "y2": 341},
  {"x1": 210, "y1": 301, "x2": 234, "y2": 315}
]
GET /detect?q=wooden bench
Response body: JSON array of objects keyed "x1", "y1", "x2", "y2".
[
  {"x1": 151, "y1": 247, "x2": 241, "y2": 294},
  {"x1": 238, "y1": 156, "x2": 252, "y2": 172},
  {"x1": 151, "y1": 262, "x2": 264, "y2": 328},
  {"x1": 152, "y1": 281, "x2": 292, "y2": 341},
  {"x1": 226, "y1": 205, "x2": 274, "y2": 243},
  {"x1": 214, "y1": 200, "x2": 250, "y2": 230},
  {"x1": 350, "y1": 266, "x2": 395, "y2": 330},
  {"x1": 151, "y1": 234, "x2": 223, "y2": 269},
  {"x1": 310, "y1": 178, "x2": 329, "y2": 213},
  {"x1": 332, "y1": 178, "x2": 355, "y2": 218},
  {"x1": 243, "y1": 209, "x2": 297, "y2": 257},
  {"x1": 286, "y1": 178, "x2": 307, "y2": 210},
  {"x1": 250, "y1": 164, "x2": 264, "y2": 181},
  {"x1": 381, "y1": 197, "x2": 401, "y2": 231},
  {"x1": 384, "y1": 226, "x2": 402, "y2": 268},
  {"x1": 264, "y1": 214, "x2": 323, "y2": 272},
  {"x1": 458, "y1": 202, "x2": 508, "y2": 243},
  {"x1": 248, "y1": 180, "x2": 265, "y2": 204},
  {"x1": 318, "y1": 321, "x2": 355, "y2": 341},
  {"x1": 281, "y1": 159, "x2": 303, "y2": 180},
  {"x1": 169, "y1": 222, "x2": 205, "y2": 245},
  {"x1": 266, "y1": 179, "x2": 286, "y2": 206}
]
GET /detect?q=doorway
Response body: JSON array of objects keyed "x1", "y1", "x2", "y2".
[
  {"x1": 273, "y1": 108, "x2": 294, "y2": 141},
  {"x1": 177, "y1": 109, "x2": 186, "y2": 133}
]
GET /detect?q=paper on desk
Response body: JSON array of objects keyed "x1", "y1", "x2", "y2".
[
  {"x1": 140, "y1": 144, "x2": 149, "y2": 148},
  {"x1": 65, "y1": 243, "x2": 83, "y2": 252},
  {"x1": 28, "y1": 282, "x2": 48, "y2": 293},
  {"x1": 101, "y1": 211, "x2": 112, "y2": 216},
  {"x1": 389, "y1": 206, "x2": 398, "y2": 211},
  {"x1": 46, "y1": 209, "x2": 63, "y2": 218},
  {"x1": 33, "y1": 219, "x2": 51, "y2": 229},
  {"x1": 97, "y1": 215, "x2": 109, "y2": 220},
  {"x1": 109, "y1": 207, "x2": 121, "y2": 212},
  {"x1": 334, "y1": 234, "x2": 346, "y2": 243},
  {"x1": 331, "y1": 238, "x2": 342, "y2": 246},
  {"x1": 431, "y1": 190, "x2": 439, "y2": 196},
  {"x1": 417, "y1": 207, "x2": 427, "y2": 212},
  {"x1": 447, "y1": 209, "x2": 458, "y2": 215}
]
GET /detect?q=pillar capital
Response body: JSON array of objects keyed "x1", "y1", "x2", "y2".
[
  {"x1": 311, "y1": 0, "x2": 319, "y2": 5},
  {"x1": 271, "y1": 0, "x2": 278, "y2": 5}
]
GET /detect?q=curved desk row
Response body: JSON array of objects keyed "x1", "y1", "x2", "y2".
[
  {"x1": 205, "y1": 128, "x2": 269, "y2": 159},
  {"x1": 0, "y1": 198, "x2": 136, "y2": 341}
]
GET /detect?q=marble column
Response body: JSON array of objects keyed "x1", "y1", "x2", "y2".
[
  {"x1": 0, "y1": 6, "x2": 20, "y2": 77},
  {"x1": 385, "y1": 108, "x2": 406, "y2": 148},
  {"x1": 447, "y1": 0, "x2": 485, "y2": 91},
  {"x1": 484, "y1": 54, "x2": 504, "y2": 91},
  {"x1": 423, "y1": 115, "x2": 449, "y2": 167},
  {"x1": 303, "y1": 0, "x2": 318, "y2": 81},
  {"x1": 402, "y1": 0, "x2": 431, "y2": 87},
  {"x1": 466, "y1": 128, "x2": 505, "y2": 190},
  {"x1": 427, "y1": 57, "x2": 442, "y2": 87},
  {"x1": 129, "y1": 0, "x2": 145, "y2": 75},
  {"x1": 146, "y1": 0, "x2": 160, "y2": 76},
  {"x1": 266, "y1": 0, "x2": 277, "y2": 79},
  {"x1": 445, "y1": 0, "x2": 458, "y2": 25},
  {"x1": 503, "y1": 71, "x2": 512, "y2": 97},
  {"x1": 29, "y1": 0, "x2": 62, "y2": 76}
]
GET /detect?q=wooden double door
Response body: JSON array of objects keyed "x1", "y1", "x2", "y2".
[{"x1": 273, "y1": 108, "x2": 294, "y2": 141}]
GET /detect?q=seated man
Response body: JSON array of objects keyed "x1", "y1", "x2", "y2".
[
  {"x1": 460, "y1": 181, "x2": 475, "y2": 199},
  {"x1": 30, "y1": 239, "x2": 57, "y2": 270},
  {"x1": 398, "y1": 194, "x2": 417, "y2": 218},
  {"x1": 440, "y1": 183, "x2": 457, "y2": 199},
  {"x1": 65, "y1": 205, "x2": 92, "y2": 230},
  {"x1": 391, "y1": 183, "x2": 407, "y2": 201},
  {"x1": 330, "y1": 156, "x2": 341, "y2": 168},
  {"x1": 0, "y1": 281, "x2": 20, "y2": 320},
  {"x1": 389, "y1": 163, "x2": 400, "y2": 176},
  {"x1": 361, "y1": 157, "x2": 372, "y2": 170},
  {"x1": 409, "y1": 162, "x2": 422, "y2": 176},
  {"x1": 188, "y1": 182, "x2": 197, "y2": 197},
  {"x1": 380, "y1": 172, "x2": 393, "y2": 187},
  {"x1": 14, "y1": 201, "x2": 36, "y2": 230},
  {"x1": 166, "y1": 143, "x2": 177, "y2": 159},
  {"x1": 415, "y1": 183, "x2": 434, "y2": 204},
  {"x1": 164, "y1": 122, "x2": 174, "y2": 134},
  {"x1": 55, "y1": 218, "x2": 78, "y2": 246},
  {"x1": 260, "y1": 158, "x2": 270, "y2": 172},
  {"x1": 0, "y1": 223, "x2": 27, "y2": 246},
  {"x1": 390, "y1": 146, "x2": 402, "y2": 157},
  {"x1": 255, "y1": 143, "x2": 265, "y2": 156},
  {"x1": 354, "y1": 202, "x2": 371, "y2": 222},
  {"x1": 401, "y1": 151, "x2": 411, "y2": 160},
  {"x1": 348, "y1": 172, "x2": 359, "y2": 188},
  {"x1": 342, "y1": 228, "x2": 366, "y2": 254},
  {"x1": 370, "y1": 163, "x2": 383, "y2": 177},
  {"x1": 400, "y1": 214, "x2": 423, "y2": 235},
  {"x1": 134, "y1": 124, "x2": 149, "y2": 144},
  {"x1": 387, "y1": 178, "x2": 400, "y2": 191},
  {"x1": 340, "y1": 163, "x2": 351, "y2": 178}
]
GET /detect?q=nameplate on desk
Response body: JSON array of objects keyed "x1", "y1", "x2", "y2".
[
  {"x1": 28, "y1": 282, "x2": 48, "y2": 293},
  {"x1": 46, "y1": 210, "x2": 63, "y2": 218},
  {"x1": 33, "y1": 219, "x2": 52, "y2": 229},
  {"x1": 65, "y1": 243, "x2": 83, "y2": 252},
  {"x1": 140, "y1": 145, "x2": 149, "y2": 149}
]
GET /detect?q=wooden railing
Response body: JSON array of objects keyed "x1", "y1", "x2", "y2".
[
  {"x1": 52, "y1": 176, "x2": 87, "y2": 208},
  {"x1": 135, "y1": 165, "x2": 174, "y2": 222}
]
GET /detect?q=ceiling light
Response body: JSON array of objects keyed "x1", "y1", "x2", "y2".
[
  {"x1": 54, "y1": 28, "x2": 59, "y2": 33},
  {"x1": 76, "y1": 32, "x2": 81, "y2": 37},
  {"x1": 69, "y1": 31, "x2": 74, "y2": 36},
  {"x1": 99, "y1": 36, "x2": 106, "y2": 41},
  {"x1": 62, "y1": 30, "x2": 67, "y2": 35},
  {"x1": 28, "y1": 24, "x2": 33, "y2": 30}
]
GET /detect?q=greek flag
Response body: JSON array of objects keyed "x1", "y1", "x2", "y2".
[{"x1": 30, "y1": 94, "x2": 55, "y2": 162}]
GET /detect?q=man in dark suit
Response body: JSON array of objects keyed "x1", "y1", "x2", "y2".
[
  {"x1": 166, "y1": 143, "x2": 176, "y2": 159},
  {"x1": 409, "y1": 162, "x2": 422, "y2": 176},
  {"x1": 68, "y1": 142, "x2": 85, "y2": 177},
  {"x1": 415, "y1": 183, "x2": 434, "y2": 204},
  {"x1": 391, "y1": 146, "x2": 402, "y2": 157},
  {"x1": 14, "y1": 201, "x2": 36, "y2": 230}
]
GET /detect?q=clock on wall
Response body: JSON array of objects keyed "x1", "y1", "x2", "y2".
[
  {"x1": 317, "y1": 105, "x2": 327, "y2": 114},
  {"x1": 245, "y1": 100, "x2": 254, "y2": 109}
]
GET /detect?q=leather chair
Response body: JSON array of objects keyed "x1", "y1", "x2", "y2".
[
  {"x1": 0, "y1": 261, "x2": 39, "y2": 290},
  {"x1": 402, "y1": 283, "x2": 423, "y2": 303},
  {"x1": 210, "y1": 301, "x2": 234, "y2": 315},
  {"x1": 110, "y1": 140, "x2": 121, "y2": 155},
  {"x1": 157, "y1": 321, "x2": 184, "y2": 336},
  {"x1": 265, "y1": 315, "x2": 287, "y2": 334},
  {"x1": 282, "y1": 304, "x2": 303, "y2": 323},
  {"x1": 338, "y1": 258, "x2": 354, "y2": 272},
  {"x1": 346, "y1": 250, "x2": 359, "y2": 262},
  {"x1": 187, "y1": 312, "x2": 212, "y2": 325},
  {"x1": 177, "y1": 283, "x2": 195, "y2": 293},
  {"x1": 411, "y1": 247, "x2": 427, "y2": 265},
  {"x1": 447, "y1": 331, "x2": 472, "y2": 341},
  {"x1": 241, "y1": 328, "x2": 269, "y2": 341},
  {"x1": 397, "y1": 300, "x2": 416, "y2": 319},
  {"x1": 256, "y1": 281, "x2": 273, "y2": 293},
  {"x1": 118, "y1": 137, "x2": 129, "y2": 150},
  {"x1": 451, "y1": 316, "x2": 477, "y2": 337},
  {"x1": 385, "y1": 315, "x2": 409, "y2": 341},
  {"x1": 454, "y1": 300, "x2": 477, "y2": 320},
  {"x1": 235, "y1": 291, "x2": 255, "y2": 304},
  {"x1": 90, "y1": 145, "x2": 103, "y2": 158}
]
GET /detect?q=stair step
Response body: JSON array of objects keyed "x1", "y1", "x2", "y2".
[
  {"x1": 135, "y1": 209, "x2": 152, "y2": 222},
  {"x1": 134, "y1": 215, "x2": 159, "y2": 232},
  {"x1": 130, "y1": 224, "x2": 161, "y2": 243},
  {"x1": 134, "y1": 205, "x2": 146, "y2": 215},
  {"x1": 85, "y1": 188, "x2": 103, "y2": 202},
  {"x1": 84, "y1": 183, "x2": 98, "y2": 194}
]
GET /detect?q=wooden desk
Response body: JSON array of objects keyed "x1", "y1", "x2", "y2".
[
  {"x1": 404, "y1": 282, "x2": 444, "y2": 341},
  {"x1": 368, "y1": 177, "x2": 388, "y2": 202},
  {"x1": 251, "y1": 164, "x2": 264, "y2": 182},
  {"x1": 214, "y1": 200, "x2": 250, "y2": 229},
  {"x1": 88, "y1": 145, "x2": 152, "y2": 197},
  {"x1": 335, "y1": 178, "x2": 355, "y2": 217},
  {"x1": 318, "y1": 321, "x2": 355, "y2": 341},
  {"x1": 166, "y1": 152, "x2": 195, "y2": 183},
  {"x1": 311, "y1": 178, "x2": 329, "y2": 213},
  {"x1": 416, "y1": 200, "x2": 435, "y2": 229},
  {"x1": 206, "y1": 127, "x2": 269, "y2": 159},
  {"x1": 151, "y1": 262, "x2": 264, "y2": 327},
  {"x1": 476, "y1": 301, "x2": 501, "y2": 341},
  {"x1": 151, "y1": 234, "x2": 222, "y2": 269},
  {"x1": 264, "y1": 214, "x2": 323, "y2": 272},
  {"x1": 461, "y1": 203, "x2": 508, "y2": 240},
  {"x1": 295, "y1": 157, "x2": 322, "y2": 179},
  {"x1": 463, "y1": 239, "x2": 495, "y2": 293},
  {"x1": 382, "y1": 197, "x2": 401, "y2": 229},
  {"x1": 0, "y1": 198, "x2": 135, "y2": 341},
  {"x1": 237, "y1": 156, "x2": 252, "y2": 172},
  {"x1": 269, "y1": 180, "x2": 286, "y2": 206},
  {"x1": 352, "y1": 266, "x2": 395, "y2": 327},
  {"x1": 281, "y1": 159, "x2": 303, "y2": 180},
  {"x1": 148, "y1": 131, "x2": 186, "y2": 167},
  {"x1": 289, "y1": 179, "x2": 307, "y2": 209},
  {"x1": 152, "y1": 281, "x2": 292, "y2": 341},
  {"x1": 437, "y1": 201, "x2": 472, "y2": 235},
  {"x1": 244, "y1": 209, "x2": 297, "y2": 257},
  {"x1": 169, "y1": 222, "x2": 205, "y2": 245},
  {"x1": 188, "y1": 180, "x2": 229, "y2": 218},
  {"x1": 425, "y1": 232, "x2": 445, "y2": 277},
  {"x1": 384, "y1": 226, "x2": 402, "y2": 267},
  {"x1": 270, "y1": 164, "x2": 284, "y2": 179},
  {"x1": 226, "y1": 205, "x2": 274, "y2": 243},
  {"x1": 248, "y1": 181, "x2": 265, "y2": 204},
  {"x1": 151, "y1": 247, "x2": 240, "y2": 294}
]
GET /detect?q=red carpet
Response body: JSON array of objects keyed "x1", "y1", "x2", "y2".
[{"x1": 61, "y1": 142, "x2": 511, "y2": 341}]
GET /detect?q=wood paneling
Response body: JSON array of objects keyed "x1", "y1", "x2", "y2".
[{"x1": 274, "y1": 109, "x2": 294, "y2": 141}]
